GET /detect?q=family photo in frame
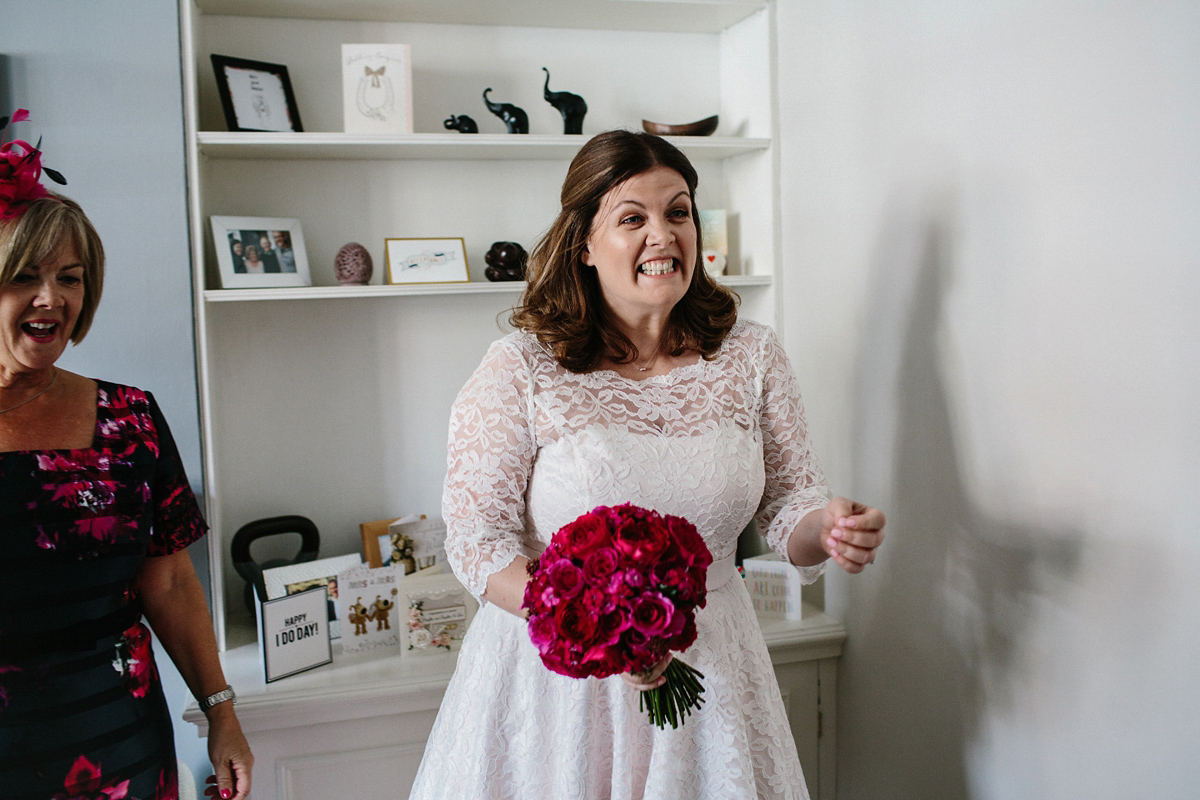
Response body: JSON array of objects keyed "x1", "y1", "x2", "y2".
[
  {"x1": 210, "y1": 215, "x2": 311, "y2": 289},
  {"x1": 262, "y1": 553, "x2": 362, "y2": 640}
]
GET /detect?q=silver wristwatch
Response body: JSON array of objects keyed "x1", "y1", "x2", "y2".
[{"x1": 199, "y1": 684, "x2": 236, "y2": 713}]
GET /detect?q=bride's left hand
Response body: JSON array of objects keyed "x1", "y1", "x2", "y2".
[
  {"x1": 821, "y1": 497, "x2": 886, "y2": 574},
  {"x1": 622, "y1": 652, "x2": 673, "y2": 691}
]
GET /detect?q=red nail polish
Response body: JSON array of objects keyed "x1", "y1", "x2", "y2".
[{"x1": 221, "y1": 791, "x2": 232, "y2": 799}]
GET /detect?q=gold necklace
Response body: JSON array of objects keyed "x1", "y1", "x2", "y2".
[{"x1": 0, "y1": 368, "x2": 57, "y2": 414}]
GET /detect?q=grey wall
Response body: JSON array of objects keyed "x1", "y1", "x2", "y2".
[
  {"x1": 775, "y1": 1, "x2": 1200, "y2": 798},
  {"x1": 0, "y1": 0, "x2": 209, "y2": 791}
]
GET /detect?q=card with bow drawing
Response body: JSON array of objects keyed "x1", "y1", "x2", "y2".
[{"x1": 342, "y1": 44, "x2": 413, "y2": 134}]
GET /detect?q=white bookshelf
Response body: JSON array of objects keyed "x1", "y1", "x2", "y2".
[{"x1": 181, "y1": 0, "x2": 784, "y2": 648}]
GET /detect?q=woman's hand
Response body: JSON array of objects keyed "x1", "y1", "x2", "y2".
[
  {"x1": 202, "y1": 704, "x2": 253, "y2": 799},
  {"x1": 820, "y1": 497, "x2": 886, "y2": 573},
  {"x1": 621, "y1": 652, "x2": 673, "y2": 691}
]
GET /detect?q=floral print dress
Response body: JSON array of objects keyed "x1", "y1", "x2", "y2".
[{"x1": 0, "y1": 381, "x2": 207, "y2": 800}]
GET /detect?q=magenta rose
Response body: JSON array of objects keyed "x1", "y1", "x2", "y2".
[
  {"x1": 528, "y1": 613, "x2": 558, "y2": 654},
  {"x1": 630, "y1": 592, "x2": 676, "y2": 638},
  {"x1": 613, "y1": 518, "x2": 669, "y2": 565},
  {"x1": 561, "y1": 512, "x2": 613, "y2": 557},
  {"x1": 583, "y1": 547, "x2": 619, "y2": 586},
  {"x1": 668, "y1": 516, "x2": 712, "y2": 569},
  {"x1": 665, "y1": 612, "x2": 699, "y2": 652},
  {"x1": 555, "y1": 602, "x2": 599, "y2": 646},
  {"x1": 546, "y1": 557, "x2": 585, "y2": 599},
  {"x1": 594, "y1": 609, "x2": 630, "y2": 647}
]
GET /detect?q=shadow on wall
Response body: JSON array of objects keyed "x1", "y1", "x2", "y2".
[{"x1": 838, "y1": 185, "x2": 1083, "y2": 799}]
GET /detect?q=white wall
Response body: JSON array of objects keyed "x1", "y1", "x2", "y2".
[
  {"x1": 0, "y1": 0, "x2": 209, "y2": 792},
  {"x1": 774, "y1": 1, "x2": 1200, "y2": 797}
]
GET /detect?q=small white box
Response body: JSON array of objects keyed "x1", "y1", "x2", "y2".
[{"x1": 742, "y1": 553, "x2": 805, "y2": 621}]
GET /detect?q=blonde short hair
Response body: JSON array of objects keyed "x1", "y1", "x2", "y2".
[{"x1": 0, "y1": 194, "x2": 105, "y2": 343}]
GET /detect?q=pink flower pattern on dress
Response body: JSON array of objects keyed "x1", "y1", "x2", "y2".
[{"x1": 1, "y1": 380, "x2": 204, "y2": 799}]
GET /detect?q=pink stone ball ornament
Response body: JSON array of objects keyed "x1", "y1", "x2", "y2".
[{"x1": 334, "y1": 242, "x2": 373, "y2": 285}]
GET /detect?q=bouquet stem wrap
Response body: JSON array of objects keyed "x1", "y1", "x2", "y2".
[{"x1": 522, "y1": 504, "x2": 714, "y2": 729}]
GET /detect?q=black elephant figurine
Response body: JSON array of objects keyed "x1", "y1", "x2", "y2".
[
  {"x1": 542, "y1": 68, "x2": 587, "y2": 135},
  {"x1": 444, "y1": 113, "x2": 478, "y2": 133},
  {"x1": 484, "y1": 241, "x2": 528, "y2": 282},
  {"x1": 482, "y1": 88, "x2": 529, "y2": 134}
]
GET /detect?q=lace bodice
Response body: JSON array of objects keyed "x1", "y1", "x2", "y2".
[{"x1": 442, "y1": 319, "x2": 830, "y2": 598}]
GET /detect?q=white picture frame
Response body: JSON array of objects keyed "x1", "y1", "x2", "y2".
[
  {"x1": 262, "y1": 553, "x2": 362, "y2": 640},
  {"x1": 385, "y1": 237, "x2": 470, "y2": 285},
  {"x1": 342, "y1": 44, "x2": 414, "y2": 134},
  {"x1": 210, "y1": 215, "x2": 311, "y2": 289}
]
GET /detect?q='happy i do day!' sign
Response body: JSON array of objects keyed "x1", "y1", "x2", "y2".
[{"x1": 258, "y1": 586, "x2": 332, "y2": 682}]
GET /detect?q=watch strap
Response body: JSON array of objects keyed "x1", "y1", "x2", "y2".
[{"x1": 199, "y1": 684, "x2": 236, "y2": 713}]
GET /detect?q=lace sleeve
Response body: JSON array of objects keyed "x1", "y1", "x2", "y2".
[
  {"x1": 442, "y1": 338, "x2": 536, "y2": 599},
  {"x1": 753, "y1": 326, "x2": 831, "y2": 584}
]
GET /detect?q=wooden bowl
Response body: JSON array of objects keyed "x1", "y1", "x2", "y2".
[{"x1": 641, "y1": 115, "x2": 719, "y2": 137}]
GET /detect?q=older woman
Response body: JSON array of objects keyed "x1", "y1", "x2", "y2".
[
  {"x1": 408, "y1": 130, "x2": 885, "y2": 799},
  {"x1": 0, "y1": 112, "x2": 252, "y2": 800}
]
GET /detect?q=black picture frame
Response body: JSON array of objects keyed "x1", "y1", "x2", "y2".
[{"x1": 210, "y1": 54, "x2": 304, "y2": 132}]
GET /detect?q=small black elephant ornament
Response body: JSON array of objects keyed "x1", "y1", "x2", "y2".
[
  {"x1": 482, "y1": 88, "x2": 529, "y2": 134},
  {"x1": 444, "y1": 114, "x2": 478, "y2": 133},
  {"x1": 542, "y1": 68, "x2": 587, "y2": 135},
  {"x1": 485, "y1": 241, "x2": 528, "y2": 282}
]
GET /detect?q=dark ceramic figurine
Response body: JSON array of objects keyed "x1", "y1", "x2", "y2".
[
  {"x1": 482, "y1": 88, "x2": 529, "y2": 134},
  {"x1": 484, "y1": 241, "x2": 528, "y2": 282},
  {"x1": 444, "y1": 114, "x2": 478, "y2": 133},
  {"x1": 542, "y1": 68, "x2": 587, "y2": 135}
]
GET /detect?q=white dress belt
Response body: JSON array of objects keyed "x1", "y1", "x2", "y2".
[{"x1": 706, "y1": 552, "x2": 738, "y2": 591}]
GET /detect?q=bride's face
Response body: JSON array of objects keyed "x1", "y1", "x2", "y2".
[{"x1": 582, "y1": 166, "x2": 697, "y2": 325}]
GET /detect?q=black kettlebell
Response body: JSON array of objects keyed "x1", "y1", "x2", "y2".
[{"x1": 231, "y1": 515, "x2": 320, "y2": 615}]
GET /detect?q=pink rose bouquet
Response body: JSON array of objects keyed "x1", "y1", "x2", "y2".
[{"x1": 522, "y1": 503, "x2": 713, "y2": 729}]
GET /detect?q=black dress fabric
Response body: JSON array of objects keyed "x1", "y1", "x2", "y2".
[{"x1": 0, "y1": 381, "x2": 207, "y2": 800}]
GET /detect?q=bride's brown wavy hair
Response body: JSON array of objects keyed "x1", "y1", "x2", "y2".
[{"x1": 511, "y1": 129, "x2": 738, "y2": 373}]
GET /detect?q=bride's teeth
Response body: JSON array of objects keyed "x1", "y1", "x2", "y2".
[{"x1": 639, "y1": 259, "x2": 675, "y2": 275}]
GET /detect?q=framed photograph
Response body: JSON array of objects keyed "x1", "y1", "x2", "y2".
[
  {"x1": 210, "y1": 216, "x2": 311, "y2": 289},
  {"x1": 360, "y1": 513, "x2": 424, "y2": 570},
  {"x1": 385, "y1": 238, "x2": 470, "y2": 285},
  {"x1": 342, "y1": 44, "x2": 413, "y2": 134},
  {"x1": 211, "y1": 54, "x2": 304, "y2": 133},
  {"x1": 262, "y1": 553, "x2": 362, "y2": 640},
  {"x1": 398, "y1": 572, "x2": 478, "y2": 663}
]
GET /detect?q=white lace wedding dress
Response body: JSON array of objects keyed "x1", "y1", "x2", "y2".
[{"x1": 408, "y1": 319, "x2": 830, "y2": 800}]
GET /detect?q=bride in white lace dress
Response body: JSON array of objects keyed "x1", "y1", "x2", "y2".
[{"x1": 408, "y1": 131, "x2": 886, "y2": 800}]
